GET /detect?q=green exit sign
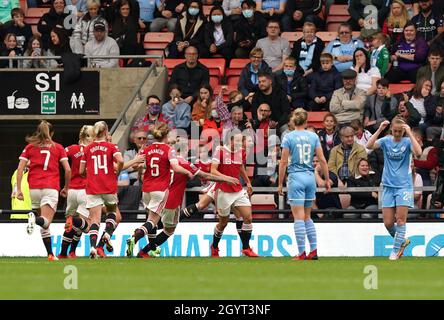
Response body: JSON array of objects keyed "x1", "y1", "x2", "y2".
[{"x1": 41, "y1": 92, "x2": 56, "y2": 114}]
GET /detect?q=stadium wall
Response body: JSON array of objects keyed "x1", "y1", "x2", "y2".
[{"x1": 1, "y1": 222, "x2": 444, "y2": 257}]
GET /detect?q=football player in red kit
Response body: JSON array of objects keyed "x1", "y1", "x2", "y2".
[
  {"x1": 80, "y1": 121, "x2": 124, "y2": 258},
  {"x1": 135, "y1": 154, "x2": 239, "y2": 258},
  {"x1": 58, "y1": 125, "x2": 95, "y2": 259},
  {"x1": 211, "y1": 130, "x2": 258, "y2": 257},
  {"x1": 126, "y1": 123, "x2": 197, "y2": 256},
  {"x1": 16, "y1": 120, "x2": 71, "y2": 261}
]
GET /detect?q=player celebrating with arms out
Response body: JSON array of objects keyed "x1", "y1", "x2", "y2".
[
  {"x1": 210, "y1": 130, "x2": 258, "y2": 258},
  {"x1": 278, "y1": 108, "x2": 330, "y2": 260},
  {"x1": 17, "y1": 120, "x2": 71, "y2": 261},
  {"x1": 126, "y1": 123, "x2": 195, "y2": 256},
  {"x1": 79, "y1": 121, "x2": 124, "y2": 259},
  {"x1": 366, "y1": 118, "x2": 422, "y2": 260}
]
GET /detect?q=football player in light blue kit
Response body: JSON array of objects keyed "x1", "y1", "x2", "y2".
[
  {"x1": 278, "y1": 109, "x2": 331, "y2": 260},
  {"x1": 366, "y1": 117, "x2": 422, "y2": 260}
]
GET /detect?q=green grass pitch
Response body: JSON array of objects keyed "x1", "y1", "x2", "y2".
[{"x1": 0, "y1": 257, "x2": 443, "y2": 299}]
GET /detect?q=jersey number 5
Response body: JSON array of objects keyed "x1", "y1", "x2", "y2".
[
  {"x1": 150, "y1": 157, "x2": 160, "y2": 177},
  {"x1": 92, "y1": 155, "x2": 108, "y2": 175}
]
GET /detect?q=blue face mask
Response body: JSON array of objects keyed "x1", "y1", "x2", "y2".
[
  {"x1": 284, "y1": 69, "x2": 295, "y2": 77},
  {"x1": 188, "y1": 7, "x2": 199, "y2": 16},
  {"x1": 211, "y1": 15, "x2": 223, "y2": 24},
  {"x1": 242, "y1": 9, "x2": 253, "y2": 18}
]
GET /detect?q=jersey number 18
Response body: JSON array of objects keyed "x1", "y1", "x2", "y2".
[{"x1": 296, "y1": 144, "x2": 311, "y2": 165}]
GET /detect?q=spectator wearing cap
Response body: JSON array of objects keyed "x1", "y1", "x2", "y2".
[
  {"x1": 70, "y1": 0, "x2": 108, "y2": 54},
  {"x1": 330, "y1": 69, "x2": 367, "y2": 126},
  {"x1": 84, "y1": 21, "x2": 120, "y2": 68},
  {"x1": 324, "y1": 23, "x2": 364, "y2": 73},
  {"x1": 169, "y1": 46, "x2": 210, "y2": 105}
]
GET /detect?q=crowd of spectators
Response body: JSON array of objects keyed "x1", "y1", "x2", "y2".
[{"x1": 1, "y1": 0, "x2": 444, "y2": 218}]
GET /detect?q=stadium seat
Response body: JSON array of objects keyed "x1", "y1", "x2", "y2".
[
  {"x1": 244, "y1": 111, "x2": 252, "y2": 120},
  {"x1": 389, "y1": 83, "x2": 415, "y2": 95},
  {"x1": 200, "y1": 58, "x2": 226, "y2": 86},
  {"x1": 326, "y1": 16, "x2": 351, "y2": 32},
  {"x1": 163, "y1": 59, "x2": 185, "y2": 76},
  {"x1": 251, "y1": 194, "x2": 276, "y2": 219},
  {"x1": 307, "y1": 111, "x2": 328, "y2": 129},
  {"x1": 228, "y1": 59, "x2": 250, "y2": 70},
  {"x1": 24, "y1": 7, "x2": 49, "y2": 25},
  {"x1": 144, "y1": 32, "x2": 174, "y2": 51},
  {"x1": 329, "y1": 4, "x2": 349, "y2": 16},
  {"x1": 227, "y1": 75, "x2": 240, "y2": 87},
  {"x1": 317, "y1": 31, "x2": 338, "y2": 44},
  {"x1": 226, "y1": 59, "x2": 249, "y2": 87},
  {"x1": 281, "y1": 32, "x2": 303, "y2": 48}
]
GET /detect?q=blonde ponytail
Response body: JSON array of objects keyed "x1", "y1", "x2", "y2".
[{"x1": 26, "y1": 120, "x2": 53, "y2": 146}]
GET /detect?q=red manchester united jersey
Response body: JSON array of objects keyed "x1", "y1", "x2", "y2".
[
  {"x1": 141, "y1": 142, "x2": 177, "y2": 192},
  {"x1": 195, "y1": 159, "x2": 211, "y2": 184},
  {"x1": 212, "y1": 146, "x2": 244, "y2": 193},
  {"x1": 165, "y1": 157, "x2": 200, "y2": 209},
  {"x1": 65, "y1": 144, "x2": 86, "y2": 190},
  {"x1": 19, "y1": 142, "x2": 68, "y2": 190},
  {"x1": 81, "y1": 141, "x2": 121, "y2": 195}
]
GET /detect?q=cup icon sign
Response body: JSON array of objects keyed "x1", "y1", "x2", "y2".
[{"x1": 7, "y1": 91, "x2": 17, "y2": 109}]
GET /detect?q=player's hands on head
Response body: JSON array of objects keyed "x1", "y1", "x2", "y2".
[
  {"x1": 379, "y1": 120, "x2": 390, "y2": 131},
  {"x1": 401, "y1": 123, "x2": 411, "y2": 134}
]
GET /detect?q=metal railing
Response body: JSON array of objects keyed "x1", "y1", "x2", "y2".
[
  {"x1": 0, "y1": 54, "x2": 163, "y2": 68},
  {"x1": 110, "y1": 63, "x2": 159, "y2": 134}
]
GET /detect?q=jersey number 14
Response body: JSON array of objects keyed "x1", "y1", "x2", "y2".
[{"x1": 92, "y1": 155, "x2": 108, "y2": 175}]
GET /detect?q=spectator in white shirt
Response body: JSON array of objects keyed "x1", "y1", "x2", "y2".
[{"x1": 352, "y1": 48, "x2": 381, "y2": 95}]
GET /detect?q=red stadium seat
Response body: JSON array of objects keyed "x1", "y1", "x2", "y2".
[
  {"x1": 251, "y1": 194, "x2": 276, "y2": 219},
  {"x1": 229, "y1": 59, "x2": 250, "y2": 69},
  {"x1": 199, "y1": 58, "x2": 226, "y2": 78},
  {"x1": 317, "y1": 31, "x2": 338, "y2": 44},
  {"x1": 307, "y1": 111, "x2": 329, "y2": 129},
  {"x1": 329, "y1": 4, "x2": 349, "y2": 16},
  {"x1": 281, "y1": 32, "x2": 303, "y2": 48},
  {"x1": 227, "y1": 75, "x2": 240, "y2": 87},
  {"x1": 389, "y1": 83, "x2": 415, "y2": 95},
  {"x1": 163, "y1": 59, "x2": 185, "y2": 76},
  {"x1": 144, "y1": 32, "x2": 174, "y2": 57}
]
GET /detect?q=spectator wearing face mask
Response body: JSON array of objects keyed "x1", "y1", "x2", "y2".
[
  {"x1": 132, "y1": 95, "x2": 170, "y2": 136},
  {"x1": 233, "y1": 0, "x2": 267, "y2": 58},
  {"x1": 204, "y1": 5, "x2": 234, "y2": 60}
]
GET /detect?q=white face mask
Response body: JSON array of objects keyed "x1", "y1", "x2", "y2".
[{"x1": 211, "y1": 109, "x2": 219, "y2": 118}]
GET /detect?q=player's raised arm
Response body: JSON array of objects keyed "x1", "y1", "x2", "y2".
[
  {"x1": 366, "y1": 120, "x2": 390, "y2": 150},
  {"x1": 278, "y1": 147, "x2": 289, "y2": 196}
]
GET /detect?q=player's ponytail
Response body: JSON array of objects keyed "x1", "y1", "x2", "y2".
[
  {"x1": 151, "y1": 123, "x2": 170, "y2": 142},
  {"x1": 290, "y1": 108, "x2": 308, "y2": 127},
  {"x1": 94, "y1": 121, "x2": 108, "y2": 139},
  {"x1": 26, "y1": 120, "x2": 54, "y2": 146},
  {"x1": 79, "y1": 125, "x2": 94, "y2": 145}
]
